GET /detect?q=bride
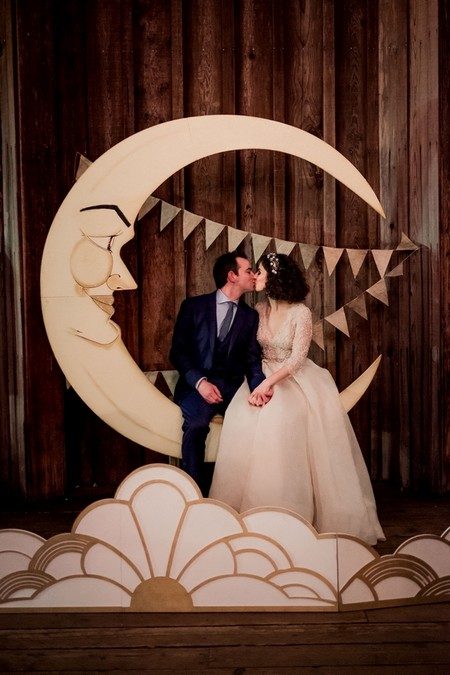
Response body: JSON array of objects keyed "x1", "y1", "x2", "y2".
[{"x1": 209, "y1": 252, "x2": 385, "y2": 545}]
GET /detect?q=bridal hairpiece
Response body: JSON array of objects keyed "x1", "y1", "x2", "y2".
[{"x1": 266, "y1": 252, "x2": 280, "y2": 275}]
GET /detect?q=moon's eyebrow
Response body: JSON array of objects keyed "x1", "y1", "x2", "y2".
[{"x1": 79, "y1": 204, "x2": 132, "y2": 228}]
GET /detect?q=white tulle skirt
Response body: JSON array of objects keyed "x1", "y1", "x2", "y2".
[{"x1": 209, "y1": 358, "x2": 385, "y2": 545}]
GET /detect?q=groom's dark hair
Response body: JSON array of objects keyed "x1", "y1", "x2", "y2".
[{"x1": 213, "y1": 250, "x2": 247, "y2": 288}]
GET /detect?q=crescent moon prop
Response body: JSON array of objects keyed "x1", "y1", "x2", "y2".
[{"x1": 41, "y1": 115, "x2": 384, "y2": 460}]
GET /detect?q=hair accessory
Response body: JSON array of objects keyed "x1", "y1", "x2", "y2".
[{"x1": 266, "y1": 252, "x2": 280, "y2": 275}]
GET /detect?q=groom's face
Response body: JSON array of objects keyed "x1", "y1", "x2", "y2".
[{"x1": 234, "y1": 257, "x2": 256, "y2": 294}]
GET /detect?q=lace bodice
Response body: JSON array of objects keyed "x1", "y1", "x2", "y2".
[{"x1": 256, "y1": 301, "x2": 312, "y2": 374}]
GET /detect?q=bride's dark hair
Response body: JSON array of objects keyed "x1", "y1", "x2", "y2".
[{"x1": 258, "y1": 253, "x2": 309, "y2": 303}]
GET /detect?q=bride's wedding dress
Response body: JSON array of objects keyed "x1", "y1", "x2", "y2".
[{"x1": 209, "y1": 301, "x2": 385, "y2": 545}]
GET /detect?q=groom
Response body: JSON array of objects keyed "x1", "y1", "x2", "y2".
[{"x1": 170, "y1": 250, "x2": 268, "y2": 495}]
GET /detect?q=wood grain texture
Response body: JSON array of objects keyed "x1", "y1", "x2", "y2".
[
  {"x1": 0, "y1": 602, "x2": 449, "y2": 671},
  {"x1": 3, "y1": 0, "x2": 448, "y2": 498},
  {"x1": 335, "y1": 0, "x2": 373, "y2": 467},
  {"x1": 14, "y1": 0, "x2": 66, "y2": 499},
  {"x1": 440, "y1": 0, "x2": 450, "y2": 492}
]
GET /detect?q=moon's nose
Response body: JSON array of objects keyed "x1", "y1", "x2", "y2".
[{"x1": 107, "y1": 269, "x2": 137, "y2": 291}]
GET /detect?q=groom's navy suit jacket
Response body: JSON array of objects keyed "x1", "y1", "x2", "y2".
[{"x1": 170, "y1": 291, "x2": 265, "y2": 402}]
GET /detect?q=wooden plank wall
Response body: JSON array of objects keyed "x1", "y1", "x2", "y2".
[{"x1": 1, "y1": 0, "x2": 447, "y2": 500}]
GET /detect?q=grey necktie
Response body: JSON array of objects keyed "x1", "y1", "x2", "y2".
[{"x1": 218, "y1": 302, "x2": 234, "y2": 341}]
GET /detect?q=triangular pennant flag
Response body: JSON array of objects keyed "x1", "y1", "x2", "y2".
[
  {"x1": 312, "y1": 321, "x2": 325, "y2": 350},
  {"x1": 347, "y1": 294, "x2": 368, "y2": 319},
  {"x1": 366, "y1": 278, "x2": 389, "y2": 306},
  {"x1": 251, "y1": 233, "x2": 272, "y2": 262},
  {"x1": 144, "y1": 371, "x2": 158, "y2": 385},
  {"x1": 323, "y1": 246, "x2": 345, "y2": 276},
  {"x1": 325, "y1": 307, "x2": 350, "y2": 337},
  {"x1": 274, "y1": 238, "x2": 296, "y2": 256},
  {"x1": 182, "y1": 210, "x2": 203, "y2": 240},
  {"x1": 160, "y1": 370, "x2": 179, "y2": 396},
  {"x1": 346, "y1": 249, "x2": 368, "y2": 278},
  {"x1": 299, "y1": 243, "x2": 319, "y2": 270},
  {"x1": 205, "y1": 219, "x2": 225, "y2": 249},
  {"x1": 75, "y1": 153, "x2": 92, "y2": 180},
  {"x1": 138, "y1": 194, "x2": 160, "y2": 220},
  {"x1": 396, "y1": 232, "x2": 418, "y2": 251},
  {"x1": 386, "y1": 262, "x2": 404, "y2": 277},
  {"x1": 160, "y1": 201, "x2": 181, "y2": 231},
  {"x1": 227, "y1": 226, "x2": 247, "y2": 252},
  {"x1": 372, "y1": 249, "x2": 394, "y2": 278}
]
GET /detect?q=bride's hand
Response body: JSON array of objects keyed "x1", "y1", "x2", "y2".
[
  {"x1": 248, "y1": 381, "x2": 273, "y2": 406},
  {"x1": 248, "y1": 392, "x2": 266, "y2": 406}
]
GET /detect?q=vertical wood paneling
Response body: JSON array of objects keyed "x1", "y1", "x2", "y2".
[
  {"x1": 408, "y1": 0, "x2": 440, "y2": 491},
  {"x1": 15, "y1": 0, "x2": 66, "y2": 499},
  {"x1": 3, "y1": 0, "x2": 448, "y2": 498},
  {"x1": 271, "y1": 1, "x2": 286, "y2": 241},
  {"x1": 135, "y1": 0, "x2": 179, "y2": 371},
  {"x1": 0, "y1": 0, "x2": 24, "y2": 497},
  {"x1": 440, "y1": 0, "x2": 450, "y2": 492},
  {"x1": 322, "y1": 0, "x2": 337, "y2": 376},
  {"x1": 335, "y1": 0, "x2": 373, "y2": 464},
  {"x1": 284, "y1": 0, "x2": 325, "y2": 367},
  {"x1": 183, "y1": 0, "x2": 235, "y2": 296},
  {"x1": 71, "y1": 0, "x2": 142, "y2": 490},
  {"x1": 378, "y1": 0, "x2": 409, "y2": 485},
  {"x1": 236, "y1": 0, "x2": 274, "y2": 245}
]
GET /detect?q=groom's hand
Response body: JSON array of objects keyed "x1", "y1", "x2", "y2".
[{"x1": 198, "y1": 380, "x2": 223, "y2": 404}]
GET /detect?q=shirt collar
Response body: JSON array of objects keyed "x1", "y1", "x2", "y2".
[{"x1": 216, "y1": 289, "x2": 238, "y2": 305}]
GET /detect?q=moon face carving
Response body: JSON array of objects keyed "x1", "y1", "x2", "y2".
[{"x1": 40, "y1": 115, "x2": 384, "y2": 460}]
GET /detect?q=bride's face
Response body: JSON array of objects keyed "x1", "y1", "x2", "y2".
[{"x1": 255, "y1": 263, "x2": 268, "y2": 292}]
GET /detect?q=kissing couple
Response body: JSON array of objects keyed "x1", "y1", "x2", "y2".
[{"x1": 170, "y1": 250, "x2": 384, "y2": 545}]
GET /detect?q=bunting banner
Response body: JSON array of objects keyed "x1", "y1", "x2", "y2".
[
  {"x1": 323, "y1": 246, "x2": 345, "y2": 276},
  {"x1": 74, "y1": 157, "x2": 421, "y2": 349},
  {"x1": 160, "y1": 201, "x2": 181, "y2": 231},
  {"x1": 299, "y1": 243, "x2": 319, "y2": 270},
  {"x1": 372, "y1": 249, "x2": 394, "y2": 278},
  {"x1": 274, "y1": 238, "x2": 296, "y2": 256},
  {"x1": 227, "y1": 226, "x2": 247, "y2": 252},
  {"x1": 325, "y1": 307, "x2": 350, "y2": 337},
  {"x1": 75, "y1": 153, "x2": 92, "y2": 180},
  {"x1": 397, "y1": 232, "x2": 419, "y2": 251},
  {"x1": 159, "y1": 370, "x2": 179, "y2": 395},
  {"x1": 386, "y1": 262, "x2": 404, "y2": 277},
  {"x1": 347, "y1": 294, "x2": 368, "y2": 320},
  {"x1": 183, "y1": 210, "x2": 203, "y2": 240},
  {"x1": 252, "y1": 234, "x2": 272, "y2": 262},
  {"x1": 366, "y1": 278, "x2": 389, "y2": 306},
  {"x1": 138, "y1": 195, "x2": 160, "y2": 220},
  {"x1": 347, "y1": 249, "x2": 368, "y2": 278},
  {"x1": 205, "y1": 219, "x2": 225, "y2": 249}
]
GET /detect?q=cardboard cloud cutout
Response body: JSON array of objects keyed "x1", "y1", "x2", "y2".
[{"x1": 1, "y1": 465, "x2": 449, "y2": 611}]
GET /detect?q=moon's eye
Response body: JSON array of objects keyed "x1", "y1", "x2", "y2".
[{"x1": 70, "y1": 236, "x2": 113, "y2": 288}]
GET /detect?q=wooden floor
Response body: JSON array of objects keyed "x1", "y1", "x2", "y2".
[{"x1": 0, "y1": 482, "x2": 449, "y2": 672}]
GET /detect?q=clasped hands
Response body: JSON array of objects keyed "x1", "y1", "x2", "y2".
[
  {"x1": 248, "y1": 380, "x2": 273, "y2": 407},
  {"x1": 197, "y1": 378, "x2": 273, "y2": 407}
]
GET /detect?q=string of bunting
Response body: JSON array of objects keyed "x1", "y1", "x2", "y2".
[
  {"x1": 75, "y1": 156, "x2": 421, "y2": 351},
  {"x1": 145, "y1": 196, "x2": 419, "y2": 351}
]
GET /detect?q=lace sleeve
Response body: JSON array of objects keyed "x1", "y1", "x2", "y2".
[{"x1": 283, "y1": 305, "x2": 313, "y2": 374}]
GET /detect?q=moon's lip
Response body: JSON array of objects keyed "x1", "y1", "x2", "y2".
[{"x1": 90, "y1": 295, "x2": 115, "y2": 317}]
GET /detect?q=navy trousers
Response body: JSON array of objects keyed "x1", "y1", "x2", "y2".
[{"x1": 177, "y1": 377, "x2": 239, "y2": 497}]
